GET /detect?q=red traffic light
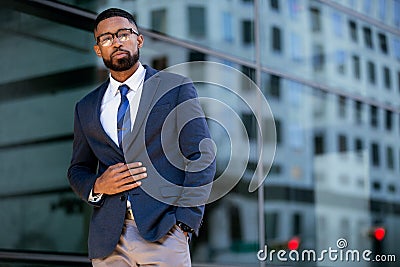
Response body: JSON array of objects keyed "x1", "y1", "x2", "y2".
[
  {"x1": 374, "y1": 227, "x2": 385, "y2": 241},
  {"x1": 287, "y1": 237, "x2": 300, "y2": 250}
]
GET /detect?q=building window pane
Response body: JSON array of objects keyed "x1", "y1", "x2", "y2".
[
  {"x1": 290, "y1": 32, "x2": 303, "y2": 62},
  {"x1": 265, "y1": 212, "x2": 278, "y2": 239},
  {"x1": 395, "y1": 0, "x2": 400, "y2": 27},
  {"x1": 367, "y1": 61, "x2": 376, "y2": 84},
  {"x1": 310, "y1": 7, "x2": 321, "y2": 32},
  {"x1": 355, "y1": 100, "x2": 363, "y2": 124},
  {"x1": 379, "y1": 0, "x2": 387, "y2": 21},
  {"x1": 151, "y1": 9, "x2": 167, "y2": 34},
  {"x1": 385, "y1": 110, "x2": 393, "y2": 131},
  {"x1": 222, "y1": 12, "x2": 233, "y2": 42},
  {"x1": 371, "y1": 143, "x2": 380, "y2": 166},
  {"x1": 270, "y1": 0, "x2": 279, "y2": 11},
  {"x1": 348, "y1": 20, "x2": 358, "y2": 42},
  {"x1": 378, "y1": 33, "x2": 388, "y2": 54},
  {"x1": 289, "y1": 0, "x2": 301, "y2": 19},
  {"x1": 332, "y1": 11, "x2": 343, "y2": 37},
  {"x1": 242, "y1": 113, "x2": 256, "y2": 140},
  {"x1": 338, "y1": 134, "x2": 348, "y2": 152},
  {"x1": 363, "y1": 27, "x2": 373, "y2": 49},
  {"x1": 338, "y1": 95, "x2": 346, "y2": 118},
  {"x1": 314, "y1": 133, "x2": 325, "y2": 155},
  {"x1": 352, "y1": 55, "x2": 361, "y2": 79},
  {"x1": 370, "y1": 105, "x2": 378, "y2": 128},
  {"x1": 270, "y1": 74, "x2": 281, "y2": 98},
  {"x1": 335, "y1": 50, "x2": 346, "y2": 74},
  {"x1": 313, "y1": 44, "x2": 325, "y2": 71},
  {"x1": 272, "y1": 26, "x2": 282, "y2": 52},
  {"x1": 242, "y1": 20, "x2": 254, "y2": 45},
  {"x1": 387, "y1": 146, "x2": 394, "y2": 170},
  {"x1": 383, "y1": 67, "x2": 391, "y2": 89},
  {"x1": 293, "y1": 213, "x2": 302, "y2": 235},
  {"x1": 188, "y1": 6, "x2": 206, "y2": 38},
  {"x1": 393, "y1": 38, "x2": 400, "y2": 61}
]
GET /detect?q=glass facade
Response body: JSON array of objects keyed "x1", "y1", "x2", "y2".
[{"x1": 1, "y1": 0, "x2": 400, "y2": 266}]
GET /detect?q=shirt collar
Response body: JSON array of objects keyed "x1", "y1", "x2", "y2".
[{"x1": 109, "y1": 62, "x2": 146, "y2": 96}]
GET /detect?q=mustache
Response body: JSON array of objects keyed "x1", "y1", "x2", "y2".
[{"x1": 111, "y1": 48, "x2": 130, "y2": 56}]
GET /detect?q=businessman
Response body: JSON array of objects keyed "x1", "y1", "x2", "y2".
[{"x1": 67, "y1": 8, "x2": 215, "y2": 266}]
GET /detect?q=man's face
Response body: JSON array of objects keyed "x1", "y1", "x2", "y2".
[{"x1": 93, "y1": 17, "x2": 143, "y2": 71}]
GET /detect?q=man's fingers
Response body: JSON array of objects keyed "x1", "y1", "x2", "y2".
[{"x1": 120, "y1": 181, "x2": 143, "y2": 191}]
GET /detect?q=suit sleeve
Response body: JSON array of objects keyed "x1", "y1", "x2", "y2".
[
  {"x1": 67, "y1": 104, "x2": 104, "y2": 207},
  {"x1": 175, "y1": 77, "x2": 216, "y2": 235}
]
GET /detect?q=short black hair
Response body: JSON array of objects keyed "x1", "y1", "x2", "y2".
[{"x1": 94, "y1": 8, "x2": 138, "y2": 32}]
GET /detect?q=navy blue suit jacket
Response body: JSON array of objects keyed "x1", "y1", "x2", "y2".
[{"x1": 67, "y1": 65, "x2": 215, "y2": 259}]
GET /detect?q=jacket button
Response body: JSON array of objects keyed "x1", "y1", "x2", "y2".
[{"x1": 120, "y1": 195, "x2": 126, "y2": 201}]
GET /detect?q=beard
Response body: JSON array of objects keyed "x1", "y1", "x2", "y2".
[{"x1": 103, "y1": 48, "x2": 140, "y2": 71}]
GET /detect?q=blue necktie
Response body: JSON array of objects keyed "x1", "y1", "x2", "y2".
[{"x1": 117, "y1": 84, "x2": 131, "y2": 150}]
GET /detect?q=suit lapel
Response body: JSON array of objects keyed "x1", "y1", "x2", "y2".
[
  {"x1": 128, "y1": 66, "x2": 161, "y2": 143},
  {"x1": 94, "y1": 79, "x2": 124, "y2": 157}
]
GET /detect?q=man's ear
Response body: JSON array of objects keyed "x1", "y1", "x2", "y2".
[
  {"x1": 93, "y1": 45, "x2": 102, "y2": 57},
  {"x1": 137, "y1": 34, "x2": 144, "y2": 48}
]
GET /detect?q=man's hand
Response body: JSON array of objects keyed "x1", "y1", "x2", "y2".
[{"x1": 93, "y1": 162, "x2": 147, "y2": 195}]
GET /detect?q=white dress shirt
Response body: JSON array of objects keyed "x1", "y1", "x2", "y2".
[{"x1": 89, "y1": 62, "x2": 146, "y2": 203}]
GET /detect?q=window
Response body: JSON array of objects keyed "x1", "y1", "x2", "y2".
[
  {"x1": 338, "y1": 95, "x2": 346, "y2": 118},
  {"x1": 370, "y1": 105, "x2": 378, "y2": 128},
  {"x1": 335, "y1": 50, "x2": 346, "y2": 74},
  {"x1": 241, "y1": 65, "x2": 256, "y2": 83},
  {"x1": 188, "y1": 51, "x2": 206, "y2": 62},
  {"x1": 378, "y1": 0, "x2": 387, "y2": 21},
  {"x1": 188, "y1": 6, "x2": 206, "y2": 38},
  {"x1": 332, "y1": 11, "x2": 343, "y2": 37},
  {"x1": 355, "y1": 138, "x2": 364, "y2": 153},
  {"x1": 398, "y1": 71, "x2": 400, "y2": 93},
  {"x1": 269, "y1": 74, "x2": 281, "y2": 98},
  {"x1": 290, "y1": 32, "x2": 303, "y2": 62},
  {"x1": 387, "y1": 146, "x2": 394, "y2": 170},
  {"x1": 363, "y1": 27, "x2": 373, "y2": 49},
  {"x1": 310, "y1": 7, "x2": 321, "y2": 32},
  {"x1": 363, "y1": 0, "x2": 372, "y2": 14},
  {"x1": 265, "y1": 212, "x2": 278, "y2": 239},
  {"x1": 275, "y1": 119, "x2": 282, "y2": 144},
  {"x1": 355, "y1": 101, "x2": 363, "y2": 124},
  {"x1": 151, "y1": 56, "x2": 167, "y2": 70},
  {"x1": 367, "y1": 61, "x2": 376, "y2": 84},
  {"x1": 378, "y1": 33, "x2": 388, "y2": 54},
  {"x1": 338, "y1": 134, "x2": 348, "y2": 153},
  {"x1": 395, "y1": 0, "x2": 400, "y2": 27},
  {"x1": 292, "y1": 213, "x2": 302, "y2": 236},
  {"x1": 242, "y1": 20, "x2": 254, "y2": 45},
  {"x1": 289, "y1": 0, "x2": 301, "y2": 19},
  {"x1": 271, "y1": 26, "x2": 282, "y2": 52},
  {"x1": 371, "y1": 143, "x2": 380, "y2": 166},
  {"x1": 229, "y1": 206, "x2": 242, "y2": 241},
  {"x1": 314, "y1": 133, "x2": 325, "y2": 155},
  {"x1": 393, "y1": 38, "x2": 400, "y2": 61},
  {"x1": 385, "y1": 110, "x2": 393, "y2": 131},
  {"x1": 383, "y1": 67, "x2": 391, "y2": 89},
  {"x1": 222, "y1": 12, "x2": 233, "y2": 42},
  {"x1": 348, "y1": 20, "x2": 358, "y2": 42},
  {"x1": 313, "y1": 44, "x2": 325, "y2": 72},
  {"x1": 352, "y1": 55, "x2": 361, "y2": 79},
  {"x1": 151, "y1": 9, "x2": 167, "y2": 34},
  {"x1": 270, "y1": 0, "x2": 279, "y2": 11},
  {"x1": 242, "y1": 113, "x2": 257, "y2": 140}
]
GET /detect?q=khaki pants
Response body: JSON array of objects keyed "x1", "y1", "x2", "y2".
[{"x1": 92, "y1": 219, "x2": 191, "y2": 267}]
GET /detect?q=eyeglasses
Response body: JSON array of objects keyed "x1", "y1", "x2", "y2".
[{"x1": 96, "y1": 28, "x2": 139, "y2": 47}]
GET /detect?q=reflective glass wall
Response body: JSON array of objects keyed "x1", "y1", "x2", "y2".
[{"x1": 1, "y1": 0, "x2": 399, "y2": 266}]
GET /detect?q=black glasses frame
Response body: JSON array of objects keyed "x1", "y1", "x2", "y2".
[{"x1": 96, "y1": 28, "x2": 139, "y2": 46}]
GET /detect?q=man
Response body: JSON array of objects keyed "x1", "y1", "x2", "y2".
[{"x1": 67, "y1": 8, "x2": 215, "y2": 267}]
